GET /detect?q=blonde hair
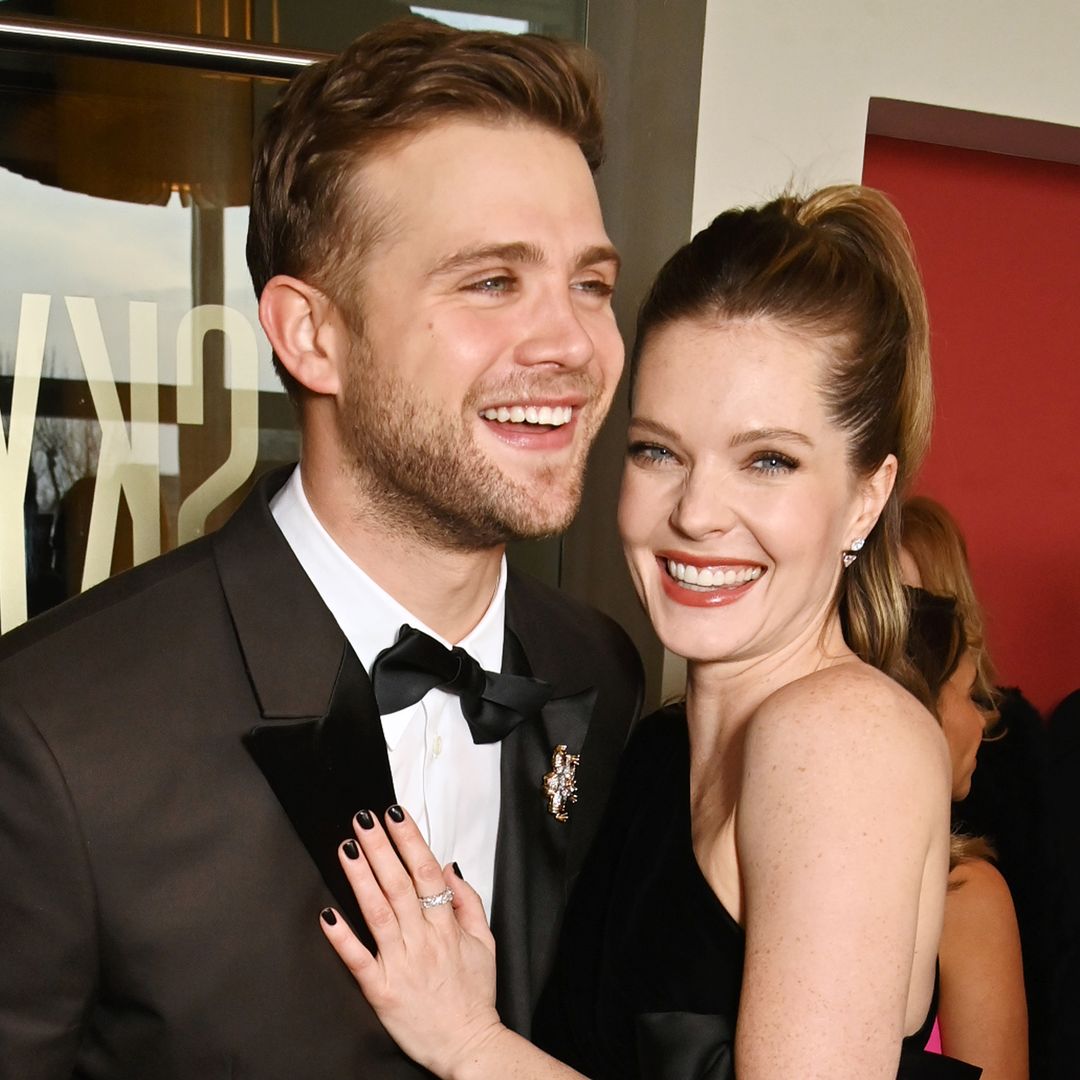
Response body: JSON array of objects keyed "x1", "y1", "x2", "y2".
[
  {"x1": 633, "y1": 185, "x2": 933, "y2": 702},
  {"x1": 900, "y1": 495, "x2": 998, "y2": 717}
]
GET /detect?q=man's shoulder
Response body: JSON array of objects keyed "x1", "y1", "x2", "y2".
[
  {"x1": 505, "y1": 568, "x2": 643, "y2": 699},
  {"x1": 0, "y1": 536, "x2": 218, "y2": 670},
  {"x1": 506, "y1": 569, "x2": 637, "y2": 656}
]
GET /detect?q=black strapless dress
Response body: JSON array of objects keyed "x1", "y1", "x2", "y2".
[{"x1": 533, "y1": 708, "x2": 981, "y2": 1079}]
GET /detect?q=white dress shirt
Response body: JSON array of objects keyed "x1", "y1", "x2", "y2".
[{"x1": 270, "y1": 467, "x2": 506, "y2": 921}]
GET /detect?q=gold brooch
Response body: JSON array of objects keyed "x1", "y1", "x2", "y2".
[{"x1": 543, "y1": 744, "x2": 580, "y2": 822}]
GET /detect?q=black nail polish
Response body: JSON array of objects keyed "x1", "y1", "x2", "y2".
[
  {"x1": 343, "y1": 839, "x2": 359, "y2": 860},
  {"x1": 355, "y1": 809, "x2": 374, "y2": 830},
  {"x1": 452, "y1": 862, "x2": 464, "y2": 880},
  {"x1": 387, "y1": 804, "x2": 405, "y2": 824},
  {"x1": 320, "y1": 907, "x2": 337, "y2": 926}
]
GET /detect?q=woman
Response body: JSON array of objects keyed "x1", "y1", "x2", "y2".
[
  {"x1": 900, "y1": 495, "x2": 998, "y2": 715},
  {"x1": 320, "y1": 187, "x2": 973, "y2": 1078},
  {"x1": 903, "y1": 525, "x2": 1030, "y2": 1080}
]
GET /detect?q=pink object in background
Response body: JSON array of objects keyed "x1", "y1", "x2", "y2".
[{"x1": 925, "y1": 1017, "x2": 943, "y2": 1055}]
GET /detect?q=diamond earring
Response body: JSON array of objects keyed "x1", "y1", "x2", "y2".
[{"x1": 842, "y1": 537, "x2": 865, "y2": 569}]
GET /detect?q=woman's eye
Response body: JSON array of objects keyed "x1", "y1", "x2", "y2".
[
  {"x1": 628, "y1": 441, "x2": 677, "y2": 466},
  {"x1": 749, "y1": 451, "x2": 798, "y2": 475}
]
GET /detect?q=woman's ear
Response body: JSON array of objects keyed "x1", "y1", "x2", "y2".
[
  {"x1": 258, "y1": 275, "x2": 344, "y2": 396},
  {"x1": 850, "y1": 453, "x2": 898, "y2": 541}
]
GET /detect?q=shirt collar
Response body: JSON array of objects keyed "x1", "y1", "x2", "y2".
[{"x1": 270, "y1": 467, "x2": 507, "y2": 744}]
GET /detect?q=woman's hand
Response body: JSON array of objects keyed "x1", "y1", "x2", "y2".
[{"x1": 319, "y1": 806, "x2": 505, "y2": 1080}]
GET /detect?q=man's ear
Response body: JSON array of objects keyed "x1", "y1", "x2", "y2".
[
  {"x1": 850, "y1": 453, "x2": 898, "y2": 542},
  {"x1": 258, "y1": 275, "x2": 344, "y2": 396}
]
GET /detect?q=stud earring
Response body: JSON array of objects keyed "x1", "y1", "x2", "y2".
[{"x1": 842, "y1": 537, "x2": 865, "y2": 569}]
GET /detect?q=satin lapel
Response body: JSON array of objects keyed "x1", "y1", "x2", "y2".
[
  {"x1": 243, "y1": 644, "x2": 396, "y2": 947},
  {"x1": 214, "y1": 468, "x2": 397, "y2": 946},
  {"x1": 491, "y1": 625, "x2": 597, "y2": 1036}
]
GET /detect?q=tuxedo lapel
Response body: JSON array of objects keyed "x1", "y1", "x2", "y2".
[
  {"x1": 492, "y1": 571, "x2": 641, "y2": 1035},
  {"x1": 214, "y1": 468, "x2": 396, "y2": 945},
  {"x1": 243, "y1": 645, "x2": 396, "y2": 945},
  {"x1": 492, "y1": 612, "x2": 599, "y2": 1036}
]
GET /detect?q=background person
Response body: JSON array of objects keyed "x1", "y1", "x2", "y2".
[
  {"x1": 901, "y1": 494, "x2": 1047, "y2": 1073},
  {"x1": 906, "y1": 587, "x2": 1029, "y2": 1080}
]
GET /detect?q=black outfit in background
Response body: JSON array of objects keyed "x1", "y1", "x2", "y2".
[
  {"x1": 951, "y1": 686, "x2": 1049, "y2": 1076},
  {"x1": 535, "y1": 707, "x2": 982, "y2": 1080},
  {"x1": 0, "y1": 467, "x2": 643, "y2": 1080},
  {"x1": 1045, "y1": 689, "x2": 1080, "y2": 1080}
]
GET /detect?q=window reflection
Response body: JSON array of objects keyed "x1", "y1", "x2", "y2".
[{"x1": 0, "y1": 47, "x2": 294, "y2": 630}]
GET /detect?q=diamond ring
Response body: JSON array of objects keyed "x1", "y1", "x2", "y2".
[{"x1": 418, "y1": 887, "x2": 454, "y2": 910}]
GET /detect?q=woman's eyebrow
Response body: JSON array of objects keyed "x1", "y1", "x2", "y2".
[
  {"x1": 627, "y1": 416, "x2": 681, "y2": 441},
  {"x1": 730, "y1": 427, "x2": 814, "y2": 449}
]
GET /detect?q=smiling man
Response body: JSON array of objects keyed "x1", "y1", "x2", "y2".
[{"x1": 0, "y1": 19, "x2": 641, "y2": 1079}]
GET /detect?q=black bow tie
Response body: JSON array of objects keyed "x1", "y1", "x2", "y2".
[{"x1": 369, "y1": 625, "x2": 553, "y2": 744}]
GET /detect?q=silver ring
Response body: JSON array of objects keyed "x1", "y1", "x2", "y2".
[{"x1": 418, "y1": 887, "x2": 454, "y2": 910}]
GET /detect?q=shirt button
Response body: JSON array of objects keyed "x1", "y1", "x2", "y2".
[{"x1": 432, "y1": 734, "x2": 443, "y2": 759}]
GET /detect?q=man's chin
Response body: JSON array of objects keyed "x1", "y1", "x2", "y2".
[{"x1": 494, "y1": 473, "x2": 585, "y2": 541}]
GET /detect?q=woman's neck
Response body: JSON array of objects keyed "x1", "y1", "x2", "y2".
[{"x1": 684, "y1": 614, "x2": 854, "y2": 769}]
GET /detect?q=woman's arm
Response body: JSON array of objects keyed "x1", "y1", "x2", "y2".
[
  {"x1": 321, "y1": 808, "x2": 587, "y2": 1080},
  {"x1": 938, "y1": 858, "x2": 1028, "y2": 1080},
  {"x1": 732, "y1": 668, "x2": 952, "y2": 1080}
]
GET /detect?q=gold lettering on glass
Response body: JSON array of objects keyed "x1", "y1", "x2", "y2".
[
  {"x1": 175, "y1": 305, "x2": 260, "y2": 543},
  {"x1": 0, "y1": 294, "x2": 50, "y2": 631}
]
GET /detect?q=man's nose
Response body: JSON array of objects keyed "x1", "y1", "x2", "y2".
[{"x1": 512, "y1": 285, "x2": 596, "y2": 370}]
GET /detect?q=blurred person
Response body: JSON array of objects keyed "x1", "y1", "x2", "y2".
[
  {"x1": 902, "y1": 495, "x2": 1048, "y2": 1073},
  {"x1": 907, "y1": 588, "x2": 1028, "y2": 1080}
]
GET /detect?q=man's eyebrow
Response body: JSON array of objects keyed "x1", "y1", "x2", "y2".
[
  {"x1": 429, "y1": 242, "x2": 545, "y2": 276},
  {"x1": 730, "y1": 427, "x2": 814, "y2": 448},
  {"x1": 574, "y1": 244, "x2": 621, "y2": 275},
  {"x1": 428, "y1": 241, "x2": 621, "y2": 277}
]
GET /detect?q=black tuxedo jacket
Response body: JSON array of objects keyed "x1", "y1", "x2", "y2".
[{"x1": 0, "y1": 468, "x2": 642, "y2": 1079}]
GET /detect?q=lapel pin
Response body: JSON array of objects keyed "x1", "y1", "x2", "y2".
[{"x1": 543, "y1": 744, "x2": 580, "y2": 823}]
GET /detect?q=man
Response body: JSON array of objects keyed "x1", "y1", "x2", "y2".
[{"x1": 0, "y1": 19, "x2": 641, "y2": 1078}]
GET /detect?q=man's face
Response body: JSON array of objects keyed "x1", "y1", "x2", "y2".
[{"x1": 333, "y1": 118, "x2": 624, "y2": 550}]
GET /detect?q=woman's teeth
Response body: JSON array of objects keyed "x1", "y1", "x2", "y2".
[
  {"x1": 666, "y1": 560, "x2": 763, "y2": 589},
  {"x1": 481, "y1": 405, "x2": 573, "y2": 426}
]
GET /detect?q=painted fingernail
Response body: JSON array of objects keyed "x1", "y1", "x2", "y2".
[
  {"x1": 387, "y1": 804, "x2": 405, "y2": 824},
  {"x1": 343, "y1": 839, "x2": 359, "y2": 860},
  {"x1": 355, "y1": 809, "x2": 374, "y2": 830},
  {"x1": 452, "y1": 862, "x2": 464, "y2": 880},
  {"x1": 320, "y1": 907, "x2": 337, "y2": 926}
]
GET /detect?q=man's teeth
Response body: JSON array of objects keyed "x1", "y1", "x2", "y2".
[
  {"x1": 481, "y1": 405, "x2": 573, "y2": 426},
  {"x1": 666, "y1": 560, "x2": 763, "y2": 588}
]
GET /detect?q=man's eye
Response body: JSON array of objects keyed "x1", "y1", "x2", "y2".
[
  {"x1": 466, "y1": 275, "x2": 515, "y2": 294},
  {"x1": 573, "y1": 279, "x2": 614, "y2": 298}
]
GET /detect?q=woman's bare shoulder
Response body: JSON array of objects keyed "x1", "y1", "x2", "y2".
[
  {"x1": 747, "y1": 661, "x2": 946, "y2": 771},
  {"x1": 946, "y1": 858, "x2": 1018, "y2": 926}
]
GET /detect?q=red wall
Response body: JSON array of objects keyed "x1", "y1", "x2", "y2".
[{"x1": 863, "y1": 134, "x2": 1080, "y2": 714}]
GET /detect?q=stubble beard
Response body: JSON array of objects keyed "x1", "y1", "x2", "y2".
[{"x1": 339, "y1": 340, "x2": 603, "y2": 552}]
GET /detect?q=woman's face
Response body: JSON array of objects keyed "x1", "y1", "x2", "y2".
[
  {"x1": 618, "y1": 316, "x2": 893, "y2": 666},
  {"x1": 938, "y1": 651, "x2": 985, "y2": 800}
]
